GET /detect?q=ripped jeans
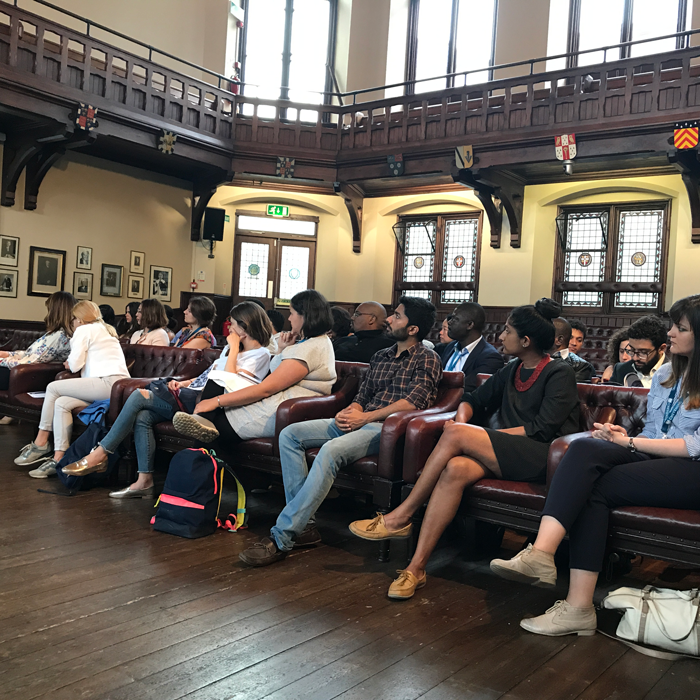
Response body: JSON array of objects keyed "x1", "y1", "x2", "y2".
[{"x1": 99, "y1": 389, "x2": 174, "y2": 473}]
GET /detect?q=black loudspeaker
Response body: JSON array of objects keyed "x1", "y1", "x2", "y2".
[{"x1": 202, "y1": 207, "x2": 226, "y2": 241}]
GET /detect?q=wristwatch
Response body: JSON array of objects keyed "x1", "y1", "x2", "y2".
[{"x1": 628, "y1": 437, "x2": 636, "y2": 453}]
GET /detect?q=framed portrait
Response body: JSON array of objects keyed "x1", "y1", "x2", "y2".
[
  {"x1": 100, "y1": 263, "x2": 123, "y2": 297},
  {"x1": 149, "y1": 265, "x2": 172, "y2": 302},
  {"x1": 130, "y1": 250, "x2": 145, "y2": 274},
  {"x1": 0, "y1": 267, "x2": 18, "y2": 298},
  {"x1": 0, "y1": 235, "x2": 19, "y2": 267},
  {"x1": 73, "y1": 271, "x2": 93, "y2": 300},
  {"x1": 76, "y1": 246, "x2": 92, "y2": 270},
  {"x1": 28, "y1": 246, "x2": 65, "y2": 297},
  {"x1": 127, "y1": 275, "x2": 144, "y2": 299}
]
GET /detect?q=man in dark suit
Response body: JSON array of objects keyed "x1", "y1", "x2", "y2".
[
  {"x1": 551, "y1": 317, "x2": 595, "y2": 382},
  {"x1": 608, "y1": 315, "x2": 668, "y2": 388},
  {"x1": 333, "y1": 301, "x2": 395, "y2": 364},
  {"x1": 438, "y1": 302, "x2": 504, "y2": 393}
]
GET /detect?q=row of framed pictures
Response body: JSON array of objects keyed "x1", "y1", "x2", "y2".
[{"x1": 0, "y1": 241, "x2": 172, "y2": 302}]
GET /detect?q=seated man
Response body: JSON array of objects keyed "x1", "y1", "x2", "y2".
[
  {"x1": 437, "y1": 302, "x2": 504, "y2": 393},
  {"x1": 551, "y1": 317, "x2": 595, "y2": 382},
  {"x1": 568, "y1": 319, "x2": 587, "y2": 354},
  {"x1": 609, "y1": 315, "x2": 668, "y2": 388},
  {"x1": 333, "y1": 301, "x2": 394, "y2": 363},
  {"x1": 239, "y1": 296, "x2": 443, "y2": 566}
]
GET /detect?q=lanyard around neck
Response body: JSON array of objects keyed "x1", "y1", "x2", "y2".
[{"x1": 661, "y1": 380, "x2": 683, "y2": 437}]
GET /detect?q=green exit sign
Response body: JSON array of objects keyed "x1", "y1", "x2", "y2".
[
  {"x1": 224, "y1": 214, "x2": 230, "y2": 222},
  {"x1": 267, "y1": 204, "x2": 289, "y2": 218}
]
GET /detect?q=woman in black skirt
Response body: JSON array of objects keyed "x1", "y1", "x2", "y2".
[{"x1": 349, "y1": 298, "x2": 580, "y2": 599}]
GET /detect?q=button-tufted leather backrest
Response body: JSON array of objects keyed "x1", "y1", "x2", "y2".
[
  {"x1": 0, "y1": 329, "x2": 44, "y2": 351},
  {"x1": 122, "y1": 344, "x2": 204, "y2": 379}
]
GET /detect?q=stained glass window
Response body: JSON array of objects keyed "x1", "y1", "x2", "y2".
[
  {"x1": 278, "y1": 245, "x2": 310, "y2": 302},
  {"x1": 402, "y1": 220, "x2": 436, "y2": 301},
  {"x1": 561, "y1": 211, "x2": 608, "y2": 307},
  {"x1": 441, "y1": 218, "x2": 479, "y2": 304},
  {"x1": 237, "y1": 241, "x2": 269, "y2": 298}
]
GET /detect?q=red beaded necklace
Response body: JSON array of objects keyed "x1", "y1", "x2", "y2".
[{"x1": 514, "y1": 354, "x2": 551, "y2": 392}]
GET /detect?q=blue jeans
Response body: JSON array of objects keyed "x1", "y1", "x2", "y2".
[
  {"x1": 271, "y1": 419, "x2": 383, "y2": 552},
  {"x1": 100, "y1": 389, "x2": 174, "y2": 474}
]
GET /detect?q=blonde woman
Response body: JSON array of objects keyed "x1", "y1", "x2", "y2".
[
  {"x1": 15, "y1": 301, "x2": 130, "y2": 478},
  {"x1": 130, "y1": 299, "x2": 170, "y2": 346}
]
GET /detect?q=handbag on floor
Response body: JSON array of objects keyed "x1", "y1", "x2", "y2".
[
  {"x1": 151, "y1": 448, "x2": 247, "y2": 539},
  {"x1": 602, "y1": 585, "x2": 700, "y2": 659}
]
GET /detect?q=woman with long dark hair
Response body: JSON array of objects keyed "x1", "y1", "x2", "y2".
[
  {"x1": 118, "y1": 302, "x2": 140, "y2": 339},
  {"x1": 350, "y1": 298, "x2": 580, "y2": 600},
  {"x1": 601, "y1": 326, "x2": 632, "y2": 382},
  {"x1": 490, "y1": 294, "x2": 700, "y2": 637},
  {"x1": 171, "y1": 297, "x2": 216, "y2": 349}
]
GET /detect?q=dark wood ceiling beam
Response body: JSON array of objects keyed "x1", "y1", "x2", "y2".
[
  {"x1": 669, "y1": 149, "x2": 700, "y2": 244},
  {"x1": 333, "y1": 182, "x2": 364, "y2": 253}
]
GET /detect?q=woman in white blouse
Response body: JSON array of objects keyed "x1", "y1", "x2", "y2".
[
  {"x1": 130, "y1": 299, "x2": 170, "y2": 346},
  {"x1": 15, "y1": 301, "x2": 130, "y2": 478}
]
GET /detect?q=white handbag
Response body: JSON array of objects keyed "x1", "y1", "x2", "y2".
[{"x1": 602, "y1": 585, "x2": 700, "y2": 659}]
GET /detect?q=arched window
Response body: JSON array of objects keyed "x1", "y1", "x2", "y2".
[{"x1": 405, "y1": 0, "x2": 499, "y2": 94}]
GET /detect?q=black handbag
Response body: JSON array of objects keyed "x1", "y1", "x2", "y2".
[{"x1": 147, "y1": 379, "x2": 198, "y2": 414}]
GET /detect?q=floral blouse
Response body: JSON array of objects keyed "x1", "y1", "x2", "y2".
[
  {"x1": 0, "y1": 330, "x2": 71, "y2": 369},
  {"x1": 171, "y1": 326, "x2": 215, "y2": 348}
]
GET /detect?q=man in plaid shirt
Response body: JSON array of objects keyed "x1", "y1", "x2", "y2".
[{"x1": 240, "y1": 296, "x2": 442, "y2": 566}]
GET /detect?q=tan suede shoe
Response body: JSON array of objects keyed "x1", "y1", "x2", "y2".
[
  {"x1": 490, "y1": 543, "x2": 557, "y2": 587},
  {"x1": 388, "y1": 569, "x2": 427, "y2": 600},
  {"x1": 520, "y1": 600, "x2": 597, "y2": 637},
  {"x1": 349, "y1": 513, "x2": 412, "y2": 541}
]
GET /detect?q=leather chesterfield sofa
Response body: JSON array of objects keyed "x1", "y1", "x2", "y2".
[
  {"x1": 0, "y1": 344, "x2": 207, "y2": 423},
  {"x1": 402, "y1": 380, "x2": 700, "y2": 568}
]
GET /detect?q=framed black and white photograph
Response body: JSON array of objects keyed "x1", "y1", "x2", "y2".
[
  {"x1": 76, "y1": 246, "x2": 92, "y2": 270},
  {"x1": 130, "y1": 250, "x2": 145, "y2": 274},
  {"x1": 28, "y1": 246, "x2": 65, "y2": 297},
  {"x1": 73, "y1": 271, "x2": 93, "y2": 300},
  {"x1": 127, "y1": 275, "x2": 144, "y2": 299},
  {"x1": 100, "y1": 263, "x2": 123, "y2": 297},
  {"x1": 0, "y1": 235, "x2": 19, "y2": 267},
  {"x1": 149, "y1": 265, "x2": 172, "y2": 302},
  {"x1": 0, "y1": 268, "x2": 18, "y2": 298}
]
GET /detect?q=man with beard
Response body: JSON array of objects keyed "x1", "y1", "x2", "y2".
[
  {"x1": 608, "y1": 315, "x2": 668, "y2": 387},
  {"x1": 333, "y1": 300, "x2": 395, "y2": 363},
  {"x1": 239, "y1": 296, "x2": 442, "y2": 566}
]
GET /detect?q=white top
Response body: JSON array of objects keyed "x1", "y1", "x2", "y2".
[
  {"x1": 225, "y1": 334, "x2": 337, "y2": 440},
  {"x1": 445, "y1": 336, "x2": 483, "y2": 372},
  {"x1": 131, "y1": 328, "x2": 170, "y2": 346},
  {"x1": 68, "y1": 323, "x2": 130, "y2": 379},
  {"x1": 189, "y1": 345, "x2": 271, "y2": 391},
  {"x1": 635, "y1": 352, "x2": 666, "y2": 388}
]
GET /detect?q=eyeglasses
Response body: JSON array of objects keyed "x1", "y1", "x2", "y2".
[
  {"x1": 352, "y1": 311, "x2": 373, "y2": 318},
  {"x1": 627, "y1": 347, "x2": 656, "y2": 359},
  {"x1": 619, "y1": 345, "x2": 632, "y2": 355}
]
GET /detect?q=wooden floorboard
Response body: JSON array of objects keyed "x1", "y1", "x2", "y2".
[{"x1": 2, "y1": 422, "x2": 700, "y2": 700}]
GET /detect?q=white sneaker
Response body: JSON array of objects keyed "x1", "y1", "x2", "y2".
[
  {"x1": 28, "y1": 459, "x2": 58, "y2": 479},
  {"x1": 14, "y1": 441, "x2": 53, "y2": 466}
]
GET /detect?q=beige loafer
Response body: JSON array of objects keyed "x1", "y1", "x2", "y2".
[
  {"x1": 490, "y1": 543, "x2": 557, "y2": 587},
  {"x1": 388, "y1": 569, "x2": 427, "y2": 600},
  {"x1": 349, "y1": 513, "x2": 412, "y2": 541},
  {"x1": 520, "y1": 600, "x2": 597, "y2": 637},
  {"x1": 63, "y1": 456, "x2": 108, "y2": 476}
]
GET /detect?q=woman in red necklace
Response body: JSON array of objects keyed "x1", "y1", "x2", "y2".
[{"x1": 350, "y1": 298, "x2": 580, "y2": 600}]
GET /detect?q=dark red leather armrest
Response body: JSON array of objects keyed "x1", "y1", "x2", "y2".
[
  {"x1": 8, "y1": 362, "x2": 64, "y2": 396},
  {"x1": 55, "y1": 370, "x2": 80, "y2": 381},
  {"x1": 546, "y1": 431, "x2": 594, "y2": 486},
  {"x1": 273, "y1": 376, "x2": 361, "y2": 453},
  {"x1": 401, "y1": 411, "x2": 457, "y2": 483},
  {"x1": 107, "y1": 378, "x2": 154, "y2": 424}
]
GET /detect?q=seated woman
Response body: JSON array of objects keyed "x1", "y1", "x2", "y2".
[
  {"x1": 171, "y1": 296, "x2": 217, "y2": 349},
  {"x1": 15, "y1": 301, "x2": 130, "y2": 478},
  {"x1": 62, "y1": 302, "x2": 274, "y2": 497},
  {"x1": 171, "y1": 289, "x2": 336, "y2": 452},
  {"x1": 118, "y1": 302, "x2": 141, "y2": 340},
  {"x1": 601, "y1": 327, "x2": 632, "y2": 382},
  {"x1": 0, "y1": 291, "x2": 75, "y2": 391},
  {"x1": 130, "y1": 299, "x2": 170, "y2": 346},
  {"x1": 489, "y1": 294, "x2": 700, "y2": 637},
  {"x1": 349, "y1": 298, "x2": 580, "y2": 600}
]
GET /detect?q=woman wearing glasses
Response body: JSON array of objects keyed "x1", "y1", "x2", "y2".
[
  {"x1": 490, "y1": 295, "x2": 700, "y2": 637},
  {"x1": 601, "y1": 327, "x2": 632, "y2": 382}
]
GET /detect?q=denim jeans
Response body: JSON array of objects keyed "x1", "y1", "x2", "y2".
[
  {"x1": 100, "y1": 389, "x2": 174, "y2": 474},
  {"x1": 270, "y1": 418, "x2": 383, "y2": 552}
]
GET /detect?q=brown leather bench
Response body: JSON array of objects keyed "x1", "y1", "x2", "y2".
[
  {"x1": 402, "y1": 382, "x2": 700, "y2": 567},
  {"x1": 0, "y1": 329, "x2": 44, "y2": 351}
]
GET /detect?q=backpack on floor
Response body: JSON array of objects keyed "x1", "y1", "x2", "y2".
[
  {"x1": 55, "y1": 423, "x2": 122, "y2": 493},
  {"x1": 151, "y1": 448, "x2": 247, "y2": 539}
]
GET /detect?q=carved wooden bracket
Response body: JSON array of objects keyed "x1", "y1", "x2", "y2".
[
  {"x1": 191, "y1": 171, "x2": 234, "y2": 241},
  {"x1": 669, "y1": 149, "x2": 700, "y2": 243},
  {"x1": 334, "y1": 182, "x2": 364, "y2": 253},
  {"x1": 453, "y1": 168, "x2": 524, "y2": 248},
  {"x1": 1, "y1": 123, "x2": 87, "y2": 209}
]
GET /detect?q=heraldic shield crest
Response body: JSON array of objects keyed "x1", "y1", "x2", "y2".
[{"x1": 555, "y1": 134, "x2": 577, "y2": 160}]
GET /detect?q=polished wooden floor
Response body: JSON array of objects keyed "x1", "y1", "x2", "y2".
[{"x1": 2, "y1": 423, "x2": 700, "y2": 700}]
